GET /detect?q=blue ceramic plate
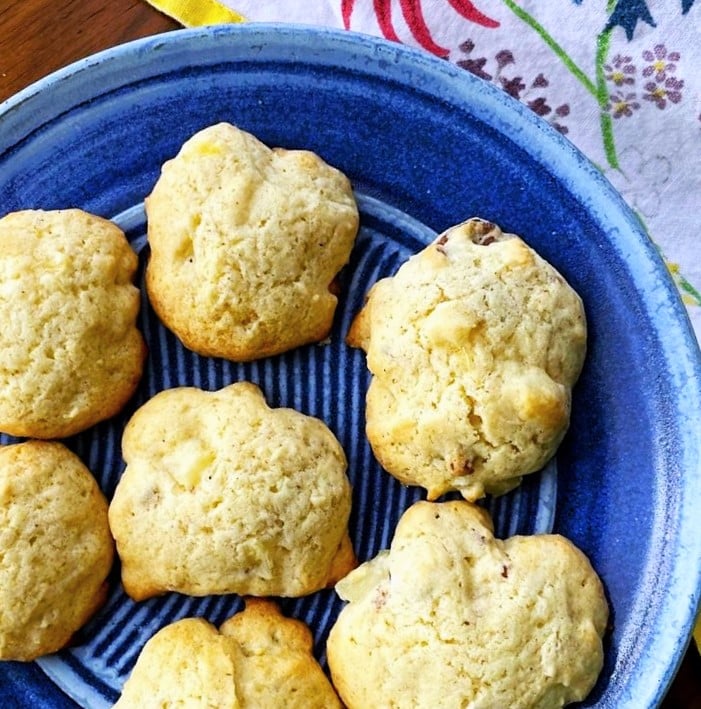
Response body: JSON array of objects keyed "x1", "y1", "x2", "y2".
[{"x1": 1, "y1": 23, "x2": 700, "y2": 708}]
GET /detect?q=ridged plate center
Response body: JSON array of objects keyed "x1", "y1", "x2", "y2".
[{"x1": 35, "y1": 193, "x2": 556, "y2": 706}]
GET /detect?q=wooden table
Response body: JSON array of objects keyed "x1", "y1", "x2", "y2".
[
  {"x1": 0, "y1": 1, "x2": 700, "y2": 707},
  {"x1": 0, "y1": 0, "x2": 178, "y2": 102}
]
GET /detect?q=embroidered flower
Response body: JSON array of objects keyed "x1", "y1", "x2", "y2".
[
  {"x1": 643, "y1": 77, "x2": 684, "y2": 109},
  {"x1": 605, "y1": 55, "x2": 636, "y2": 86},
  {"x1": 642, "y1": 45, "x2": 680, "y2": 82},
  {"x1": 456, "y1": 40, "x2": 492, "y2": 80},
  {"x1": 528, "y1": 97, "x2": 551, "y2": 116},
  {"x1": 551, "y1": 103, "x2": 571, "y2": 134},
  {"x1": 500, "y1": 76, "x2": 526, "y2": 99},
  {"x1": 607, "y1": 91, "x2": 640, "y2": 118},
  {"x1": 495, "y1": 49, "x2": 514, "y2": 69},
  {"x1": 456, "y1": 40, "x2": 570, "y2": 134}
]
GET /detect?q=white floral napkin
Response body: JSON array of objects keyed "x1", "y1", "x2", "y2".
[{"x1": 147, "y1": 0, "x2": 701, "y2": 343}]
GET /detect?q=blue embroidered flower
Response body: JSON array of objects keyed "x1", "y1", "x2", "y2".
[{"x1": 605, "y1": 0, "x2": 656, "y2": 41}]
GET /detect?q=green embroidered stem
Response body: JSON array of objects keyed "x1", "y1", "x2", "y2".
[
  {"x1": 502, "y1": 0, "x2": 621, "y2": 169},
  {"x1": 595, "y1": 28, "x2": 620, "y2": 169},
  {"x1": 499, "y1": 1, "x2": 699, "y2": 306},
  {"x1": 678, "y1": 275, "x2": 701, "y2": 305},
  {"x1": 501, "y1": 0, "x2": 597, "y2": 97}
]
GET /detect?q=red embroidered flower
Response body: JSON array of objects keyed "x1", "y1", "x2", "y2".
[{"x1": 341, "y1": 0, "x2": 499, "y2": 58}]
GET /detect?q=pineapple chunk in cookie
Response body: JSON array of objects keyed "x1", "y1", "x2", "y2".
[{"x1": 348, "y1": 218, "x2": 586, "y2": 500}]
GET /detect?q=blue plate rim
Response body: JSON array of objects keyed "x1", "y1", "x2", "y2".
[{"x1": 1, "y1": 22, "x2": 700, "y2": 708}]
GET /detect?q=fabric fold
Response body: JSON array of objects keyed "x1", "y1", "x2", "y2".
[{"x1": 145, "y1": 0, "x2": 245, "y2": 27}]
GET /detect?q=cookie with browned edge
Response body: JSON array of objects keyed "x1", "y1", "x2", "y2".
[
  {"x1": 0, "y1": 441, "x2": 114, "y2": 661},
  {"x1": 109, "y1": 381, "x2": 355, "y2": 600},
  {"x1": 146, "y1": 122, "x2": 359, "y2": 361},
  {"x1": 115, "y1": 599, "x2": 342, "y2": 708},
  {"x1": 0, "y1": 209, "x2": 145, "y2": 438},
  {"x1": 348, "y1": 218, "x2": 586, "y2": 500},
  {"x1": 327, "y1": 500, "x2": 608, "y2": 709}
]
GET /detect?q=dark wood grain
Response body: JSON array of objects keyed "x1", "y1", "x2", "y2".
[
  {"x1": 0, "y1": 1, "x2": 699, "y2": 707},
  {"x1": 0, "y1": 0, "x2": 178, "y2": 103}
]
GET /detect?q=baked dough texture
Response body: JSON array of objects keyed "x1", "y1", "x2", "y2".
[
  {"x1": 108, "y1": 381, "x2": 355, "y2": 600},
  {"x1": 0, "y1": 209, "x2": 145, "y2": 439},
  {"x1": 115, "y1": 617, "x2": 240, "y2": 709},
  {"x1": 327, "y1": 500, "x2": 608, "y2": 709},
  {"x1": 348, "y1": 218, "x2": 587, "y2": 500},
  {"x1": 219, "y1": 598, "x2": 342, "y2": 708},
  {"x1": 145, "y1": 122, "x2": 360, "y2": 361},
  {"x1": 0, "y1": 441, "x2": 114, "y2": 661},
  {"x1": 115, "y1": 599, "x2": 341, "y2": 708}
]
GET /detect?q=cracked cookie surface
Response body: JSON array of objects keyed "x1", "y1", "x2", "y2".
[
  {"x1": 0, "y1": 209, "x2": 145, "y2": 438},
  {"x1": 327, "y1": 500, "x2": 608, "y2": 709},
  {"x1": 348, "y1": 218, "x2": 586, "y2": 500},
  {"x1": 146, "y1": 122, "x2": 359, "y2": 361},
  {"x1": 108, "y1": 381, "x2": 355, "y2": 600}
]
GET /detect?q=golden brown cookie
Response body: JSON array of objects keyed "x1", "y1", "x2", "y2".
[
  {"x1": 219, "y1": 598, "x2": 343, "y2": 708},
  {"x1": 108, "y1": 381, "x2": 355, "y2": 600},
  {"x1": 115, "y1": 600, "x2": 341, "y2": 708},
  {"x1": 145, "y1": 122, "x2": 359, "y2": 361},
  {"x1": 327, "y1": 500, "x2": 608, "y2": 709},
  {"x1": 0, "y1": 441, "x2": 114, "y2": 661},
  {"x1": 114, "y1": 617, "x2": 240, "y2": 709},
  {"x1": 348, "y1": 218, "x2": 587, "y2": 500},
  {"x1": 0, "y1": 209, "x2": 145, "y2": 439}
]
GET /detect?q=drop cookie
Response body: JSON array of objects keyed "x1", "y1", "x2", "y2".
[
  {"x1": 145, "y1": 122, "x2": 359, "y2": 361},
  {"x1": 219, "y1": 599, "x2": 342, "y2": 708},
  {"x1": 115, "y1": 599, "x2": 341, "y2": 708},
  {"x1": 348, "y1": 218, "x2": 586, "y2": 500},
  {"x1": 0, "y1": 441, "x2": 114, "y2": 660},
  {"x1": 327, "y1": 500, "x2": 608, "y2": 709},
  {"x1": 108, "y1": 381, "x2": 355, "y2": 600},
  {"x1": 0, "y1": 209, "x2": 145, "y2": 438}
]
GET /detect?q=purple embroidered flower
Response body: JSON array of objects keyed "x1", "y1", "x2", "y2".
[
  {"x1": 643, "y1": 77, "x2": 684, "y2": 109},
  {"x1": 456, "y1": 40, "x2": 492, "y2": 80},
  {"x1": 495, "y1": 49, "x2": 514, "y2": 69},
  {"x1": 528, "y1": 97, "x2": 552, "y2": 116},
  {"x1": 607, "y1": 91, "x2": 640, "y2": 118},
  {"x1": 642, "y1": 45, "x2": 680, "y2": 82},
  {"x1": 455, "y1": 39, "x2": 570, "y2": 134},
  {"x1": 604, "y1": 54, "x2": 636, "y2": 86},
  {"x1": 457, "y1": 56, "x2": 492, "y2": 80},
  {"x1": 551, "y1": 105, "x2": 570, "y2": 135},
  {"x1": 500, "y1": 75, "x2": 526, "y2": 99}
]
